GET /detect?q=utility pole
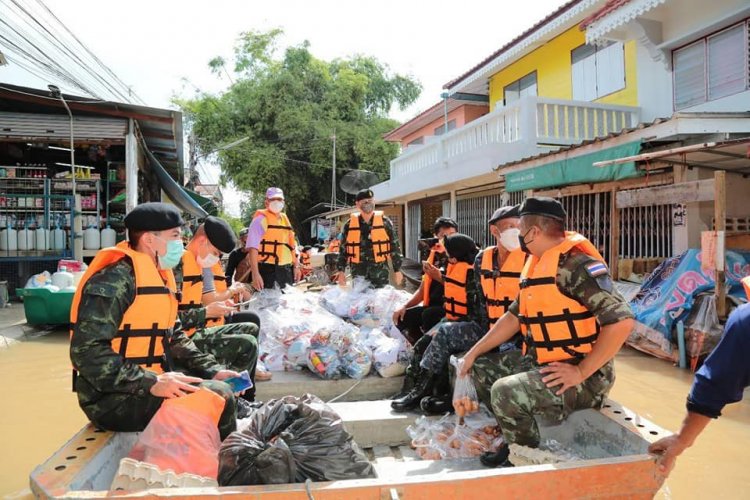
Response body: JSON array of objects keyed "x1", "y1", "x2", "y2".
[{"x1": 331, "y1": 130, "x2": 337, "y2": 210}]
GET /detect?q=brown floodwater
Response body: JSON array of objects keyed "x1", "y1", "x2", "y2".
[{"x1": 1, "y1": 331, "x2": 748, "y2": 499}]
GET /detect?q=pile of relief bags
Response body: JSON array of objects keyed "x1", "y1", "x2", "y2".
[{"x1": 245, "y1": 278, "x2": 413, "y2": 380}]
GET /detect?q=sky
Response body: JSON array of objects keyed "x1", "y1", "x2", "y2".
[{"x1": 1, "y1": 0, "x2": 570, "y2": 216}]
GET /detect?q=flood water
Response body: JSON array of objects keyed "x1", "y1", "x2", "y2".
[{"x1": 1, "y1": 330, "x2": 748, "y2": 499}]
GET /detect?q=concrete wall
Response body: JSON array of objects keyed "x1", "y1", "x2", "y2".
[
  {"x1": 398, "y1": 104, "x2": 489, "y2": 148},
  {"x1": 487, "y1": 26, "x2": 639, "y2": 110},
  {"x1": 634, "y1": 43, "x2": 673, "y2": 122}
]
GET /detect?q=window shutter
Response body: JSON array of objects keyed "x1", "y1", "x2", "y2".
[
  {"x1": 596, "y1": 42, "x2": 626, "y2": 96},
  {"x1": 674, "y1": 41, "x2": 706, "y2": 110},
  {"x1": 707, "y1": 24, "x2": 746, "y2": 100}
]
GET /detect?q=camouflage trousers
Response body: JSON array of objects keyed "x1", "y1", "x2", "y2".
[
  {"x1": 420, "y1": 320, "x2": 485, "y2": 375},
  {"x1": 472, "y1": 350, "x2": 614, "y2": 448},
  {"x1": 80, "y1": 379, "x2": 238, "y2": 440},
  {"x1": 181, "y1": 322, "x2": 259, "y2": 400},
  {"x1": 350, "y1": 262, "x2": 391, "y2": 288}
]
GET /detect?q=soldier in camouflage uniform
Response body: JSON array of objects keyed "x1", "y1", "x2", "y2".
[
  {"x1": 334, "y1": 189, "x2": 403, "y2": 288},
  {"x1": 459, "y1": 197, "x2": 634, "y2": 467},
  {"x1": 173, "y1": 216, "x2": 261, "y2": 403},
  {"x1": 70, "y1": 203, "x2": 240, "y2": 439},
  {"x1": 392, "y1": 233, "x2": 487, "y2": 413}
]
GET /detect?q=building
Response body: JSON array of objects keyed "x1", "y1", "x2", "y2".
[{"x1": 373, "y1": 0, "x2": 750, "y2": 275}]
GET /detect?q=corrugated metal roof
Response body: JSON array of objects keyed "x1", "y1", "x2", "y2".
[
  {"x1": 0, "y1": 111, "x2": 127, "y2": 142},
  {"x1": 0, "y1": 82, "x2": 184, "y2": 179}
]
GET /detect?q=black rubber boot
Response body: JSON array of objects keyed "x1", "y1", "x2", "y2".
[
  {"x1": 420, "y1": 395, "x2": 454, "y2": 415},
  {"x1": 480, "y1": 443, "x2": 514, "y2": 468},
  {"x1": 391, "y1": 370, "x2": 435, "y2": 412},
  {"x1": 391, "y1": 369, "x2": 417, "y2": 400}
]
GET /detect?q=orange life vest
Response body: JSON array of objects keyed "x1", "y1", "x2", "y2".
[
  {"x1": 421, "y1": 244, "x2": 445, "y2": 307},
  {"x1": 70, "y1": 241, "x2": 178, "y2": 376},
  {"x1": 328, "y1": 239, "x2": 340, "y2": 253},
  {"x1": 743, "y1": 276, "x2": 750, "y2": 300},
  {"x1": 519, "y1": 232, "x2": 605, "y2": 364},
  {"x1": 443, "y1": 261, "x2": 472, "y2": 321},
  {"x1": 253, "y1": 209, "x2": 296, "y2": 266},
  {"x1": 179, "y1": 251, "x2": 226, "y2": 336},
  {"x1": 344, "y1": 211, "x2": 391, "y2": 264},
  {"x1": 479, "y1": 246, "x2": 525, "y2": 326}
]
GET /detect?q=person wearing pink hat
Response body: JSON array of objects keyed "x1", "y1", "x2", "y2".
[{"x1": 245, "y1": 187, "x2": 301, "y2": 290}]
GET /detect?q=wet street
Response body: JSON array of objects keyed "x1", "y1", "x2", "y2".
[{"x1": 1, "y1": 329, "x2": 748, "y2": 499}]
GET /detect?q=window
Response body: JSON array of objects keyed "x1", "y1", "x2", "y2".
[
  {"x1": 406, "y1": 136, "x2": 424, "y2": 147},
  {"x1": 434, "y1": 119, "x2": 456, "y2": 136},
  {"x1": 504, "y1": 72, "x2": 537, "y2": 105},
  {"x1": 673, "y1": 21, "x2": 749, "y2": 110},
  {"x1": 571, "y1": 41, "x2": 625, "y2": 101}
]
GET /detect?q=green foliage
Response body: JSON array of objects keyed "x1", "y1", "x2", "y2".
[
  {"x1": 175, "y1": 29, "x2": 421, "y2": 242},
  {"x1": 217, "y1": 210, "x2": 246, "y2": 236}
]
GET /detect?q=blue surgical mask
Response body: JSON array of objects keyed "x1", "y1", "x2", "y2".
[{"x1": 153, "y1": 235, "x2": 184, "y2": 269}]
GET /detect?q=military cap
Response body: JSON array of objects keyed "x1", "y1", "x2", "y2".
[
  {"x1": 519, "y1": 197, "x2": 567, "y2": 221},
  {"x1": 203, "y1": 216, "x2": 237, "y2": 254},
  {"x1": 488, "y1": 204, "x2": 520, "y2": 224},
  {"x1": 355, "y1": 189, "x2": 375, "y2": 202},
  {"x1": 124, "y1": 202, "x2": 184, "y2": 231}
]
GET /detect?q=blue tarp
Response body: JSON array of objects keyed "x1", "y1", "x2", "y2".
[{"x1": 630, "y1": 249, "x2": 750, "y2": 347}]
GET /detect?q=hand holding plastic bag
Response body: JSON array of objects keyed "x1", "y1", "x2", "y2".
[{"x1": 450, "y1": 356, "x2": 479, "y2": 417}]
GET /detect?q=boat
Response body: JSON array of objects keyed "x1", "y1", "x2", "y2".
[{"x1": 30, "y1": 370, "x2": 669, "y2": 499}]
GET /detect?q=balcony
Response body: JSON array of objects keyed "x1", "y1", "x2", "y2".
[{"x1": 375, "y1": 96, "x2": 640, "y2": 201}]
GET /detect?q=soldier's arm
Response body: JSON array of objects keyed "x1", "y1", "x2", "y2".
[
  {"x1": 474, "y1": 252, "x2": 489, "y2": 327},
  {"x1": 167, "y1": 321, "x2": 223, "y2": 379},
  {"x1": 465, "y1": 266, "x2": 486, "y2": 327},
  {"x1": 70, "y1": 260, "x2": 157, "y2": 395},
  {"x1": 336, "y1": 221, "x2": 350, "y2": 271},
  {"x1": 384, "y1": 217, "x2": 403, "y2": 272},
  {"x1": 563, "y1": 253, "x2": 634, "y2": 379}
]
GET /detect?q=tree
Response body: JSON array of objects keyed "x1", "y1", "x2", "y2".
[{"x1": 175, "y1": 29, "x2": 421, "y2": 242}]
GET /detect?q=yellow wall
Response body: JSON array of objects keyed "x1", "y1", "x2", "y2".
[{"x1": 488, "y1": 26, "x2": 638, "y2": 110}]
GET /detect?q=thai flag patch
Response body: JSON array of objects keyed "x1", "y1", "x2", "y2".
[{"x1": 585, "y1": 262, "x2": 608, "y2": 277}]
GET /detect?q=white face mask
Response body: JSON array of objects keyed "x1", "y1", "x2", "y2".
[
  {"x1": 269, "y1": 200, "x2": 285, "y2": 214},
  {"x1": 197, "y1": 252, "x2": 220, "y2": 269},
  {"x1": 499, "y1": 228, "x2": 521, "y2": 251}
]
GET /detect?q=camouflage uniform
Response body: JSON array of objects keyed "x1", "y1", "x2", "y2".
[
  {"x1": 70, "y1": 259, "x2": 237, "y2": 439},
  {"x1": 336, "y1": 214, "x2": 403, "y2": 288},
  {"x1": 419, "y1": 267, "x2": 488, "y2": 375},
  {"x1": 173, "y1": 261, "x2": 260, "y2": 399},
  {"x1": 471, "y1": 248, "x2": 633, "y2": 448}
]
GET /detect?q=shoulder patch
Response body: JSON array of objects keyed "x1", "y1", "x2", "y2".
[{"x1": 585, "y1": 261, "x2": 609, "y2": 278}]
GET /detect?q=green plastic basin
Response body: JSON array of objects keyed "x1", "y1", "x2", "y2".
[{"x1": 16, "y1": 287, "x2": 74, "y2": 325}]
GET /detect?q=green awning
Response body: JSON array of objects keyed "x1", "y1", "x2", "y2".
[
  {"x1": 185, "y1": 189, "x2": 218, "y2": 216},
  {"x1": 504, "y1": 141, "x2": 643, "y2": 192}
]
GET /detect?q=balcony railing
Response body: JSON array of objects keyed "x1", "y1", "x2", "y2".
[{"x1": 389, "y1": 96, "x2": 640, "y2": 180}]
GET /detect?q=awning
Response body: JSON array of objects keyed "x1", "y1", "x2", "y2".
[
  {"x1": 185, "y1": 188, "x2": 218, "y2": 216},
  {"x1": 143, "y1": 143, "x2": 208, "y2": 219},
  {"x1": 504, "y1": 141, "x2": 643, "y2": 192}
]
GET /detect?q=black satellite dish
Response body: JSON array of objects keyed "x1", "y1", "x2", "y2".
[{"x1": 339, "y1": 170, "x2": 382, "y2": 194}]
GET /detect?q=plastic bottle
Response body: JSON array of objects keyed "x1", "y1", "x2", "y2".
[
  {"x1": 51, "y1": 265, "x2": 74, "y2": 289},
  {"x1": 100, "y1": 225, "x2": 116, "y2": 248},
  {"x1": 83, "y1": 224, "x2": 101, "y2": 250},
  {"x1": 52, "y1": 217, "x2": 66, "y2": 251},
  {"x1": 0, "y1": 220, "x2": 18, "y2": 251},
  {"x1": 35, "y1": 224, "x2": 50, "y2": 251},
  {"x1": 18, "y1": 220, "x2": 35, "y2": 251}
]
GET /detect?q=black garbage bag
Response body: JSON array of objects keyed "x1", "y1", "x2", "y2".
[{"x1": 218, "y1": 394, "x2": 375, "y2": 486}]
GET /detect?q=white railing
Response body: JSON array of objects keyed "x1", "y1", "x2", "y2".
[{"x1": 389, "y1": 96, "x2": 640, "y2": 179}]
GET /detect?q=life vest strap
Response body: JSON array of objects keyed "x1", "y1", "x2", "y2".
[
  {"x1": 182, "y1": 274, "x2": 203, "y2": 285},
  {"x1": 136, "y1": 285, "x2": 171, "y2": 295},
  {"x1": 485, "y1": 296, "x2": 513, "y2": 308},
  {"x1": 519, "y1": 309, "x2": 594, "y2": 325},
  {"x1": 266, "y1": 224, "x2": 292, "y2": 231},
  {"x1": 482, "y1": 270, "x2": 522, "y2": 279},
  {"x1": 443, "y1": 275, "x2": 467, "y2": 287},
  {"x1": 520, "y1": 276, "x2": 557, "y2": 288},
  {"x1": 178, "y1": 303, "x2": 201, "y2": 311}
]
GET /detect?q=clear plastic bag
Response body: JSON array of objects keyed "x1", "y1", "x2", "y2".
[
  {"x1": 450, "y1": 356, "x2": 479, "y2": 417},
  {"x1": 406, "y1": 411, "x2": 501, "y2": 461},
  {"x1": 218, "y1": 394, "x2": 374, "y2": 486},
  {"x1": 128, "y1": 388, "x2": 225, "y2": 479}
]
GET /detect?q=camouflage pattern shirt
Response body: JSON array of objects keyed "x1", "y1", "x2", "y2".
[
  {"x1": 336, "y1": 214, "x2": 403, "y2": 272},
  {"x1": 507, "y1": 248, "x2": 633, "y2": 325},
  {"x1": 70, "y1": 259, "x2": 223, "y2": 415}
]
